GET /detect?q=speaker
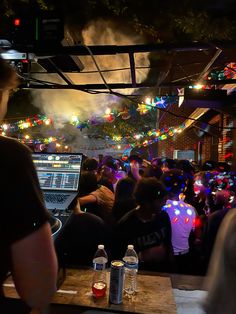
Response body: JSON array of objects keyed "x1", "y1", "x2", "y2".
[{"x1": 182, "y1": 88, "x2": 227, "y2": 109}]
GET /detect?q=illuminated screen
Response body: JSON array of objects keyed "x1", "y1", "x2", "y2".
[{"x1": 32, "y1": 153, "x2": 83, "y2": 191}]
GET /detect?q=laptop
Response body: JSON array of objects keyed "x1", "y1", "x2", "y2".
[{"x1": 32, "y1": 152, "x2": 83, "y2": 211}]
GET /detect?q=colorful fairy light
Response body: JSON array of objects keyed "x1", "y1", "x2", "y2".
[
  {"x1": 0, "y1": 115, "x2": 53, "y2": 133},
  {"x1": 131, "y1": 124, "x2": 185, "y2": 148},
  {"x1": 0, "y1": 96, "x2": 184, "y2": 149},
  {"x1": 112, "y1": 135, "x2": 122, "y2": 141},
  {"x1": 70, "y1": 115, "x2": 80, "y2": 126}
]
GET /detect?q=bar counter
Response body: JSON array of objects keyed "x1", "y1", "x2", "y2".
[{"x1": 3, "y1": 268, "x2": 182, "y2": 313}]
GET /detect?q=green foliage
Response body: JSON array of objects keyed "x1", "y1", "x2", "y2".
[
  {"x1": 87, "y1": 109, "x2": 157, "y2": 142},
  {"x1": 1, "y1": 0, "x2": 236, "y2": 143},
  {"x1": 6, "y1": 90, "x2": 41, "y2": 118},
  {"x1": 175, "y1": 11, "x2": 236, "y2": 41}
]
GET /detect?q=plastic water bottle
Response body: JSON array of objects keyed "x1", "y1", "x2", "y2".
[
  {"x1": 92, "y1": 244, "x2": 108, "y2": 297},
  {"x1": 123, "y1": 244, "x2": 138, "y2": 295}
]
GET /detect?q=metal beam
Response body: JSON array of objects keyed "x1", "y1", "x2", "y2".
[
  {"x1": 19, "y1": 79, "x2": 236, "y2": 90},
  {"x1": 13, "y1": 40, "x2": 236, "y2": 56},
  {"x1": 47, "y1": 58, "x2": 74, "y2": 85},
  {"x1": 129, "y1": 52, "x2": 136, "y2": 88}
]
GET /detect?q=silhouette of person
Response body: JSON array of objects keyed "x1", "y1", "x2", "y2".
[{"x1": 0, "y1": 58, "x2": 58, "y2": 314}]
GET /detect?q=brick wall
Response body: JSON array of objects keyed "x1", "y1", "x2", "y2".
[
  {"x1": 151, "y1": 103, "x2": 233, "y2": 164},
  {"x1": 218, "y1": 114, "x2": 233, "y2": 162},
  {"x1": 157, "y1": 103, "x2": 199, "y2": 159},
  {"x1": 201, "y1": 135, "x2": 213, "y2": 161}
]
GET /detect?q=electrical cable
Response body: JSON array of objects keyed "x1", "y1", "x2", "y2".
[
  {"x1": 80, "y1": 43, "x2": 113, "y2": 93},
  {"x1": 108, "y1": 90, "x2": 236, "y2": 130}
]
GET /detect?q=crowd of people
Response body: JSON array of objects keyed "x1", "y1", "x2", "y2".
[
  {"x1": 1, "y1": 55, "x2": 236, "y2": 313},
  {"x1": 59, "y1": 154, "x2": 236, "y2": 276}
]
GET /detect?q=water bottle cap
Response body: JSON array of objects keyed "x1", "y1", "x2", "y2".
[
  {"x1": 98, "y1": 244, "x2": 104, "y2": 250},
  {"x1": 128, "y1": 244, "x2": 134, "y2": 250}
]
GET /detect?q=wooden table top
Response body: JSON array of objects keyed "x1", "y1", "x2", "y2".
[{"x1": 4, "y1": 268, "x2": 177, "y2": 314}]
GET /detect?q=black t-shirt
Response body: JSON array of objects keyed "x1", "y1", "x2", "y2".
[
  {"x1": 59, "y1": 212, "x2": 108, "y2": 266},
  {"x1": 112, "y1": 208, "x2": 172, "y2": 270},
  {"x1": 204, "y1": 208, "x2": 230, "y2": 264},
  {"x1": 0, "y1": 136, "x2": 50, "y2": 290}
]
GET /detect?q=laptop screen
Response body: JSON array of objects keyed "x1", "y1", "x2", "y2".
[{"x1": 32, "y1": 153, "x2": 83, "y2": 191}]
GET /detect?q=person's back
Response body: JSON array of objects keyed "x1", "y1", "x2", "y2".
[
  {"x1": 78, "y1": 171, "x2": 115, "y2": 223},
  {"x1": 163, "y1": 199, "x2": 196, "y2": 255},
  {"x1": 0, "y1": 133, "x2": 58, "y2": 313},
  {"x1": 112, "y1": 177, "x2": 173, "y2": 272},
  {"x1": 112, "y1": 177, "x2": 137, "y2": 222},
  {"x1": 59, "y1": 210, "x2": 108, "y2": 267},
  {"x1": 0, "y1": 58, "x2": 58, "y2": 313},
  {"x1": 204, "y1": 208, "x2": 236, "y2": 314},
  {"x1": 203, "y1": 190, "x2": 232, "y2": 265},
  {"x1": 161, "y1": 169, "x2": 197, "y2": 273}
]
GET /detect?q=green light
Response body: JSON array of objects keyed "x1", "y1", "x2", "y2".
[{"x1": 35, "y1": 17, "x2": 39, "y2": 41}]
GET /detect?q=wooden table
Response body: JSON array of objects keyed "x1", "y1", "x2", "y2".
[{"x1": 4, "y1": 268, "x2": 177, "y2": 314}]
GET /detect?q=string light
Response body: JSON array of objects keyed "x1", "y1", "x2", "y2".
[{"x1": 0, "y1": 115, "x2": 52, "y2": 133}]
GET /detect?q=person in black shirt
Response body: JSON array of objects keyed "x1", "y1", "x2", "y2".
[
  {"x1": 0, "y1": 58, "x2": 58, "y2": 314},
  {"x1": 113, "y1": 177, "x2": 173, "y2": 272}
]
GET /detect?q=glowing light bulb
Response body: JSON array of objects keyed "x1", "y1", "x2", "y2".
[
  {"x1": 23, "y1": 122, "x2": 29, "y2": 128},
  {"x1": 145, "y1": 97, "x2": 152, "y2": 105},
  {"x1": 105, "y1": 108, "x2": 111, "y2": 115},
  {"x1": 25, "y1": 134, "x2": 30, "y2": 139},
  {"x1": 71, "y1": 115, "x2": 77, "y2": 121},
  {"x1": 194, "y1": 84, "x2": 203, "y2": 89},
  {"x1": 187, "y1": 209, "x2": 192, "y2": 216},
  {"x1": 175, "y1": 209, "x2": 180, "y2": 215},
  {"x1": 173, "y1": 201, "x2": 178, "y2": 206}
]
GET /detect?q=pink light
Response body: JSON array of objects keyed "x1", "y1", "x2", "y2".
[{"x1": 173, "y1": 217, "x2": 178, "y2": 224}]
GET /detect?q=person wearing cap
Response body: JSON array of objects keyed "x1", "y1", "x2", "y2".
[{"x1": 112, "y1": 177, "x2": 173, "y2": 272}]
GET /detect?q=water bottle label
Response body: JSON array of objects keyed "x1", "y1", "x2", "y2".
[
  {"x1": 123, "y1": 261, "x2": 138, "y2": 270},
  {"x1": 93, "y1": 256, "x2": 107, "y2": 271},
  {"x1": 93, "y1": 263, "x2": 105, "y2": 271}
]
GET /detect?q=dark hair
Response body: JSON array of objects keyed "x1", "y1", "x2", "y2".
[
  {"x1": 79, "y1": 171, "x2": 98, "y2": 196},
  {"x1": 176, "y1": 159, "x2": 194, "y2": 174},
  {"x1": 161, "y1": 169, "x2": 187, "y2": 195},
  {"x1": 216, "y1": 162, "x2": 231, "y2": 173},
  {"x1": 101, "y1": 155, "x2": 118, "y2": 171},
  {"x1": 201, "y1": 160, "x2": 217, "y2": 171},
  {"x1": 112, "y1": 177, "x2": 137, "y2": 221},
  {"x1": 134, "y1": 177, "x2": 167, "y2": 204},
  {"x1": 115, "y1": 177, "x2": 136, "y2": 201},
  {"x1": 143, "y1": 165, "x2": 163, "y2": 179},
  {"x1": 0, "y1": 58, "x2": 18, "y2": 89},
  {"x1": 128, "y1": 154, "x2": 143, "y2": 164},
  {"x1": 82, "y1": 158, "x2": 98, "y2": 171}
]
